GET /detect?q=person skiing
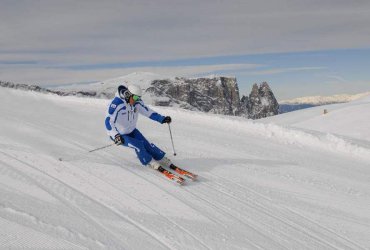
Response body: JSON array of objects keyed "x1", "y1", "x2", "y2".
[{"x1": 104, "y1": 84, "x2": 173, "y2": 170}]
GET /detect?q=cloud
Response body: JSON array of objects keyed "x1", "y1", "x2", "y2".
[
  {"x1": 1, "y1": 0, "x2": 370, "y2": 87},
  {"x1": 323, "y1": 74, "x2": 347, "y2": 83},
  {"x1": 1, "y1": 0, "x2": 370, "y2": 63},
  {"x1": 240, "y1": 67, "x2": 325, "y2": 76}
]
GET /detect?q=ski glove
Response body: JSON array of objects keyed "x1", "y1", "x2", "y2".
[
  {"x1": 114, "y1": 134, "x2": 124, "y2": 145},
  {"x1": 162, "y1": 116, "x2": 172, "y2": 124}
]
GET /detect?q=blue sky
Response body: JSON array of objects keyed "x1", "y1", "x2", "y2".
[{"x1": 1, "y1": 0, "x2": 370, "y2": 100}]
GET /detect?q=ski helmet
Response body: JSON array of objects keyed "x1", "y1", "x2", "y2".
[
  {"x1": 127, "y1": 85, "x2": 142, "y2": 97},
  {"x1": 118, "y1": 85, "x2": 129, "y2": 100}
]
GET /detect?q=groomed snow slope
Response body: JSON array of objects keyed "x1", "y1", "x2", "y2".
[
  {"x1": 1, "y1": 88, "x2": 370, "y2": 249},
  {"x1": 263, "y1": 95, "x2": 370, "y2": 143}
]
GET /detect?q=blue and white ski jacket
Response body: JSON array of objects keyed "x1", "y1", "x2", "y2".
[{"x1": 105, "y1": 93, "x2": 165, "y2": 138}]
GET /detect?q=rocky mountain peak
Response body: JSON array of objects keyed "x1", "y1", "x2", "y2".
[{"x1": 244, "y1": 82, "x2": 279, "y2": 119}]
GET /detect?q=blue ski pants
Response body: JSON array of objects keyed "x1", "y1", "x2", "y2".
[{"x1": 118, "y1": 129, "x2": 165, "y2": 165}]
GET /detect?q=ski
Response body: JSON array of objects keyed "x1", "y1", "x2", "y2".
[
  {"x1": 169, "y1": 164, "x2": 198, "y2": 180},
  {"x1": 157, "y1": 166, "x2": 185, "y2": 185}
]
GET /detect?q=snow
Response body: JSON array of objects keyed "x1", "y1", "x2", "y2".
[
  {"x1": 1, "y1": 88, "x2": 370, "y2": 249},
  {"x1": 64, "y1": 72, "x2": 166, "y2": 91},
  {"x1": 263, "y1": 95, "x2": 370, "y2": 142},
  {"x1": 260, "y1": 96, "x2": 270, "y2": 106},
  {"x1": 280, "y1": 92, "x2": 370, "y2": 105},
  {"x1": 58, "y1": 71, "x2": 172, "y2": 104}
]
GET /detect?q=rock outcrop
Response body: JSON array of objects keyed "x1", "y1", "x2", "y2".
[
  {"x1": 147, "y1": 77, "x2": 241, "y2": 115},
  {"x1": 241, "y1": 82, "x2": 279, "y2": 119}
]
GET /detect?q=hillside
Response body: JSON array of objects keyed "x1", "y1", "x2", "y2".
[
  {"x1": 0, "y1": 88, "x2": 369, "y2": 249},
  {"x1": 278, "y1": 92, "x2": 370, "y2": 114},
  {"x1": 264, "y1": 95, "x2": 370, "y2": 142}
]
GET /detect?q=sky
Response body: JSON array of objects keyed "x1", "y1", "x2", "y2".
[{"x1": 1, "y1": 0, "x2": 370, "y2": 100}]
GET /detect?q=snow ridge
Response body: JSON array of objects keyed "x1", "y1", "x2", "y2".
[
  {"x1": 181, "y1": 110, "x2": 370, "y2": 162},
  {"x1": 258, "y1": 123, "x2": 370, "y2": 161}
]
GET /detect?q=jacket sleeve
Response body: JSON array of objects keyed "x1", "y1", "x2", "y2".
[
  {"x1": 135, "y1": 101, "x2": 165, "y2": 123},
  {"x1": 105, "y1": 97, "x2": 125, "y2": 138}
]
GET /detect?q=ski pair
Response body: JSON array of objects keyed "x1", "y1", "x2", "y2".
[{"x1": 156, "y1": 164, "x2": 197, "y2": 185}]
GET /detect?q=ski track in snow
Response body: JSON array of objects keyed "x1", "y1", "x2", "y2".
[
  {"x1": 202, "y1": 172, "x2": 366, "y2": 250},
  {"x1": 1, "y1": 88, "x2": 370, "y2": 249},
  {"x1": 60, "y1": 149, "x2": 213, "y2": 250},
  {"x1": 2, "y1": 148, "x2": 195, "y2": 250},
  {"x1": 0, "y1": 152, "x2": 126, "y2": 249}
]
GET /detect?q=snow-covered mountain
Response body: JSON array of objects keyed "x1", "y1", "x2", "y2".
[
  {"x1": 59, "y1": 72, "x2": 248, "y2": 116},
  {"x1": 2, "y1": 72, "x2": 280, "y2": 119},
  {"x1": 0, "y1": 80, "x2": 97, "y2": 97},
  {"x1": 1, "y1": 87, "x2": 369, "y2": 249},
  {"x1": 280, "y1": 92, "x2": 370, "y2": 105},
  {"x1": 95, "y1": 73, "x2": 279, "y2": 118},
  {"x1": 279, "y1": 91, "x2": 370, "y2": 113}
]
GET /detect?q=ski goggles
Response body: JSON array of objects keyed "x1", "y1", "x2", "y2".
[{"x1": 132, "y1": 94, "x2": 141, "y2": 102}]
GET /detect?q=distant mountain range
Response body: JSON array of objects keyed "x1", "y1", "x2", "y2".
[
  {"x1": 279, "y1": 92, "x2": 370, "y2": 113},
  {"x1": 280, "y1": 92, "x2": 370, "y2": 105},
  {"x1": 1, "y1": 72, "x2": 280, "y2": 119}
]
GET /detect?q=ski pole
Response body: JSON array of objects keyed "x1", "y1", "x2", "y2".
[
  {"x1": 88, "y1": 143, "x2": 115, "y2": 153},
  {"x1": 168, "y1": 123, "x2": 177, "y2": 156},
  {"x1": 58, "y1": 143, "x2": 114, "y2": 162}
]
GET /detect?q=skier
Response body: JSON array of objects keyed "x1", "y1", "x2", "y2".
[{"x1": 104, "y1": 84, "x2": 173, "y2": 170}]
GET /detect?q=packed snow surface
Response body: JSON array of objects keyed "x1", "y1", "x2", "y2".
[
  {"x1": 1, "y1": 88, "x2": 370, "y2": 249},
  {"x1": 264, "y1": 95, "x2": 370, "y2": 142}
]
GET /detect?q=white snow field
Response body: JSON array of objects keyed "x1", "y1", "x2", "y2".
[
  {"x1": 264, "y1": 95, "x2": 370, "y2": 142},
  {"x1": 0, "y1": 88, "x2": 370, "y2": 250}
]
